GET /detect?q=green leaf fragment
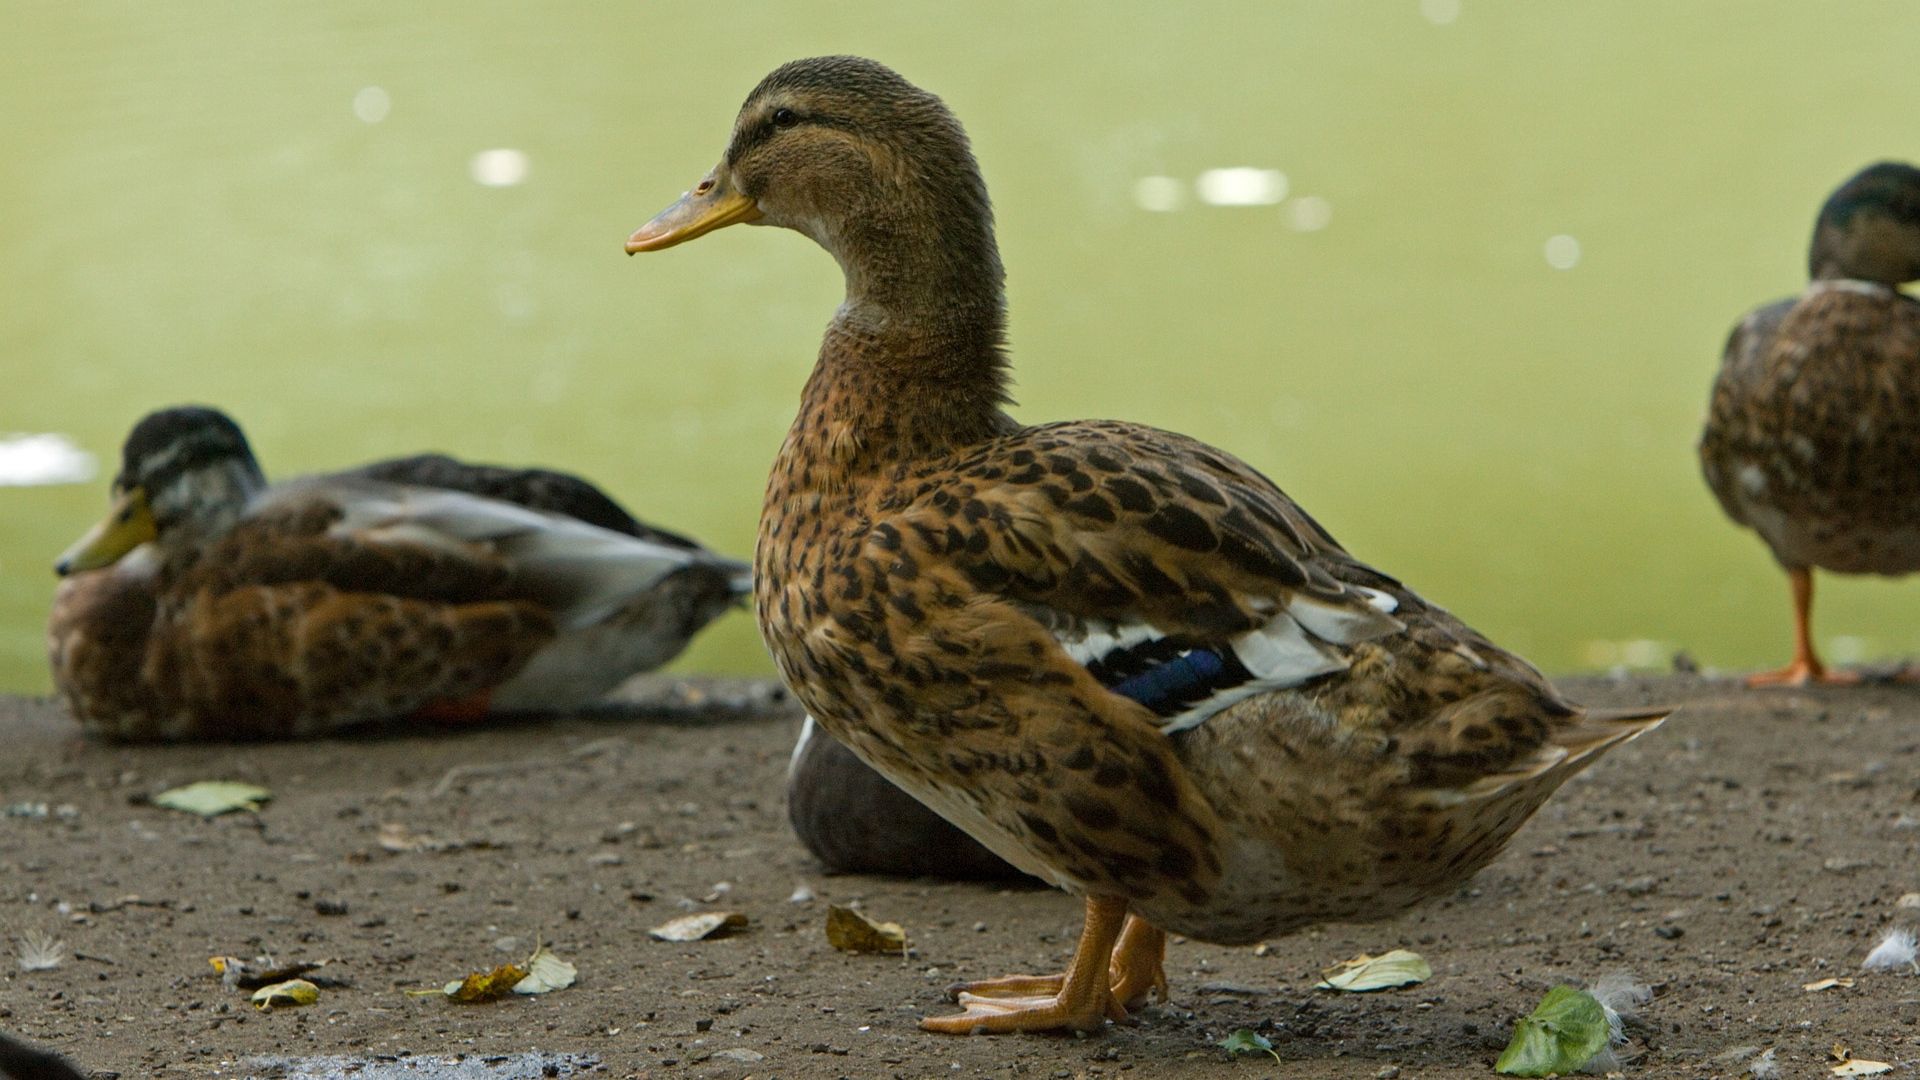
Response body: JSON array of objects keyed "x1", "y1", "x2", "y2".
[
  {"x1": 1219, "y1": 1028, "x2": 1280, "y2": 1063},
  {"x1": 1494, "y1": 985, "x2": 1612, "y2": 1077},
  {"x1": 153, "y1": 781, "x2": 272, "y2": 817}
]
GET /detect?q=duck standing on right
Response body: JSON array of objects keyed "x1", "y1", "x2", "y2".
[{"x1": 1700, "y1": 162, "x2": 1920, "y2": 686}]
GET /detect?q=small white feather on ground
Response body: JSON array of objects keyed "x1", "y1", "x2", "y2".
[
  {"x1": 1861, "y1": 927, "x2": 1918, "y2": 972},
  {"x1": 1584, "y1": 973, "x2": 1653, "y2": 1073}
]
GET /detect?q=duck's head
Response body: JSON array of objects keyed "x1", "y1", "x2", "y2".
[
  {"x1": 56, "y1": 406, "x2": 266, "y2": 576},
  {"x1": 1809, "y1": 161, "x2": 1920, "y2": 284},
  {"x1": 627, "y1": 57, "x2": 1001, "y2": 316}
]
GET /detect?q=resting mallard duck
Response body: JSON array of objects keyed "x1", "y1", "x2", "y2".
[
  {"x1": 1700, "y1": 162, "x2": 1920, "y2": 686},
  {"x1": 48, "y1": 406, "x2": 749, "y2": 741},
  {"x1": 627, "y1": 56, "x2": 1668, "y2": 1035}
]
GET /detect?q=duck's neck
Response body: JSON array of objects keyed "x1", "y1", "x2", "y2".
[
  {"x1": 155, "y1": 459, "x2": 264, "y2": 553},
  {"x1": 1809, "y1": 214, "x2": 1920, "y2": 286},
  {"x1": 791, "y1": 196, "x2": 1017, "y2": 468}
]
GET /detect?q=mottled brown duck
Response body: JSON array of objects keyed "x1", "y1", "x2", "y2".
[
  {"x1": 1700, "y1": 162, "x2": 1920, "y2": 686},
  {"x1": 49, "y1": 406, "x2": 749, "y2": 741},
  {"x1": 628, "y1": 56, "x2": 1668, "y2": 1035}
]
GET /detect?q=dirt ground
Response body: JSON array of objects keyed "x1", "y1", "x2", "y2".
[{"x1": 3, "y1": 672, "x2": 1919, "y2": 1079}]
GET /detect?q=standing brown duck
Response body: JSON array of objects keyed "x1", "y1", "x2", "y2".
[
  {"x1": 1700, "y1": 162, "x2": 1920, "y2": 686},
  {"x1": 628, "y1": 56, "x2": 1667, "y2": 1035}
]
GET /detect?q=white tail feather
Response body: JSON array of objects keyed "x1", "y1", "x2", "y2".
[{"x1": 1287, "y1": 589, "x2": 1402, "y2": 644}]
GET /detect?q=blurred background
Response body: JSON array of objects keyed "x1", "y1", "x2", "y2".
[{"x1": 4, "y1": 2, "x2": 1919, "y2": 694}]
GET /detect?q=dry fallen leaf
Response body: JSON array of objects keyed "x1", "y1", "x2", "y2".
[
  {"x1": 378, "y1": 821, "x2": 458, "y2": 853},
  {"x1": 1804, "y1": 977, "x2": 1855, "y2": 992},
  {"x1": 512, "y1": 945, "x2": 577, "y2": 995},
  {"x1": 153, "y1": 781, "x2": 271, "y2": 817},
  {"x1": 1316, "y1": 949, "x2": 1431, "y2": 992},
  {"x1": 1830, "y1": 1044, "x2": 1894, "y2": 1076},
  {"x1": 825, "y1": 904, "x2": 908, "y2": 955},
  {"x1": 408, "y1": 942, "x2": 576, "y2": 1003},
  {"x1": 442, "y1": 963, "x2": 528, "y2": 1003},
  {"x1": 250, "y1": 978, "x2": 319, "y2": 1010},
  {"x1": 649, "y1": 912, "x2": 748, "y2": 942}
]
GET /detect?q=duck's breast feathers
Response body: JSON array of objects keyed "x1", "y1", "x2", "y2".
[
  {"x1": 1701, "y1": 282, "x2": 1920, "y2": 542},
  {"x1": 871, "y1": 420, "x2": 1410, "y2": 732},
  {"x1": 231, "y1": 478, "x2": 710, "y2": 626}
]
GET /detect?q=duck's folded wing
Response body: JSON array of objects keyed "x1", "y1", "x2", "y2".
[
  {"x1": 342, "y1": 452, "x2": 707, "y2": 549},
  {"x1": 240, "y1": 480, "x2": 705, "y2": 627},
  {"x1": 888, "y1": 421, "x2": 1405, "y2": 730}
]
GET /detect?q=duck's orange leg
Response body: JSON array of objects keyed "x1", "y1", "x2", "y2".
[
  {"x1": 1748, "y1": 568, "x2": 1859, "y2": 687},
  {"x1": 1106, "y1": 914, "x2": 1168, "y2": 1009},
  {"x1": 923, "y1": 896, "x2": 1128, "y2": 1034},
  {"x1": 938, "y1": 911, "x2": 1168, "y2": 1014}
]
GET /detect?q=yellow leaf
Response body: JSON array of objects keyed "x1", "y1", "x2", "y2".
[
  {"x1": 442, "y1": 963, "x2": 528, "y2": 1002},
  {"x1": 825, "y1": 905, "x2": 908, "y2": 955},
  {"x1": 1803, "y1": 977, "x2": 1855, "y2": 992},
  {"x1": 250, "y1": 979, "x2": 318, "y2": 1010},
  {"x1": 1316, "y1": 949, "x2": 1432, "y2": 992},
  {"x1": 649, "y1": 912, "x2": 748, "y2": 942},
  {"x1": 1833, "y1": 1060, "x2": 1893, "y2": 1077}
]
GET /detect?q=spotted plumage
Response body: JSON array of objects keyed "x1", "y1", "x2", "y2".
[
  {"x1": 1700, "y1": 162, "x2": 1920, "y2": 685},
  {"x1": 630, "y1": 55, "x2": 1667, "y2": 1035},
  {"x1": 48, "y1": 406, "x2": 749, "y2": 741}
]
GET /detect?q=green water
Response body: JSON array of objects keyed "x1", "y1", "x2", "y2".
[{"x1": 6, "y1": 3, "x2": 1920, "y2": 694}]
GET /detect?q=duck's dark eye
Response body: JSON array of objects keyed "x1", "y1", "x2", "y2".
[{"x1": 772, "y1": 107, "x2": 799, "y2": 129}]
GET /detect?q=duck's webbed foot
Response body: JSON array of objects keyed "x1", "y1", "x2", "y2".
[
  {"x1": 1746, "y1": 659, "x2": 1859, "y2": 687},
  {"x1": 922, "y1": 897, "x2": 1132, "y2": 1035}
]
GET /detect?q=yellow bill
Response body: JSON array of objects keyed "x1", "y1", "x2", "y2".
[
  {"x1": 626, "y1": 167, "x2": 762, "y2": 253},
  {"x1": 55, "y1": 487, "x2": 155, "y2": 576}
]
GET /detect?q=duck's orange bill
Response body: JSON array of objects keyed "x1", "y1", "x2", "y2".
[{"x1": 626, "y1": 168, "x2": 762, "y2": 254}]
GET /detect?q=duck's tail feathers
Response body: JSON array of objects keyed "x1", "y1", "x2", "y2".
[
  {"x1": 723, "y1": 561, "x2": 754, "y2": 605},
  {"x1": 1561, "y1": 704, "x2": 1673, "y2": 760},
  {"x1": 1454, "y1": 703, "x2": 1672, "y2": 803}
]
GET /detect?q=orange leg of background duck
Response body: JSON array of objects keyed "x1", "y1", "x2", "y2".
[{"x1": 1748, "y1": 568, "x2": 1860, "y2": 687}]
